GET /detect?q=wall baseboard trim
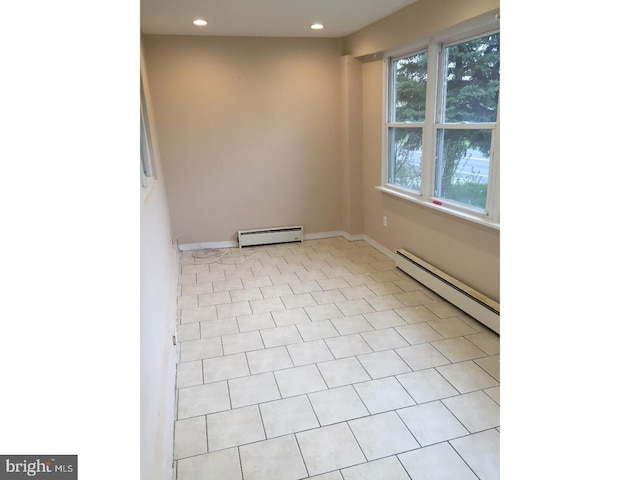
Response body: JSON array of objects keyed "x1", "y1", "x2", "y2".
[
  {"x1": 303, "y1": 230, "x2": 345, "y2": 241},
  {"x1": 178, "y1": 240, "x2": 238, "y2": 251},
  {"x1": 178, "y1": 231, "x2": 394, "y2": 260}
]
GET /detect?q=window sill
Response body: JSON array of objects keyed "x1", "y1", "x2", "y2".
[{"x1": 375, "y1": 185, "x2": 500, "y2": 231}]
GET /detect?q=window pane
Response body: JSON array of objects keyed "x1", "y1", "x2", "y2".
[
  {"x1": 391, "y1": 52, "x2": 427, "y2": 122},
  {"x1": 388, "y1": 127, "x2": 422, "y2": 191},
  {"x1": 434, "y1": 129, "x2": 491, "y2": 210},
  {"x1": 443, "y1": 33, "x2": 500, "y2": 123},
  {"x1": 141, "y1": 113, "x2": 152, "y2": 177}
]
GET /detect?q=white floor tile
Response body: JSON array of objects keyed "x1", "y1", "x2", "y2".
[
  {"x1": 360, "y1": 328, "x2": 409, "y2": 351},
  {"x1": 357, "y1": 350, "x2": 411, "y2": 379},
  {"x1": 249, "y1": 297, "x2": 286, "y2": 314},
  {"x1": 272, "y1": 308, "x2": 311, "y2": 326},
  {"x1": 221, "y1": 330, "x2": 264, "y2": 355},
  {"x1": 287, "y1": 340, "x2": 335, "y2": 366},
  {"x1": 297, "y1": 423, "x2": 366, "y2": 476},
  {"x1": 200, "y1": 318, "x2": 239, "y2": 338},
  {"x1": 228, "y1": 372, "x2": 280, "y2": 408},
  {"x1": 216, "y1": 300, "x2": 252, "y2": 319},
  {"x1": 348, "y1": 411, "x2": 419, "y2": 460},
  {"x1": 484, "y1": 386, "x2": 500, "y2": 404},
  {"x1": 330, "y1": 315, "x2": 374, "y2": 335},
  {"x1": 173, "y1": 240, "x2": 500, "y2": 480},
  {"x1": 363, "y1": 310, "x2": 407, "y2": 329},
  {"x1": 396, "y1": 368, "x2": 459, "y2": 403},
  {"x1": 442, "y1": 391, "x2": 500, "y2": 433},
  {"x1": 281, "y1": 292, "x2": 318, "y2": 309},
  {"x1": 206, "y1": 405, "x2": 265, "y2": 451},
  {"x1": 308, "y1": 385, "x2": 369, "y2": 426},
  {"x1": 274, "y1": 364, "x2": 327, "y2": 397},
  {"x1": 177, "y1": 381, "x2": 230, "y2": 419},
  {"x1": 177, "y1": 360, "x2": 203, "y2": 389},
  {"x1": 341, "y1": 456, "x2": 411, "y2": 480},
  {"x1": 288, "y1": 280, "x2": 323, "y2": 294},
  {"x1": 436, "y1": 360, "x2": 498, "y2": 393},
  {"x1": 174, "y1": 416, "x2": 207, "y2": 459},
  {"x1": 202, "y1": 353, "x2": 250, "y2": 383},
  {"x1": 450, "y1": 429, "x2": 500, "y2": 480},
  {"x1": 394, "y1": 305, "x2": 439, "y2": 325},
  {"x1": 336, "y1": 299, "x2": 375, "y2": 316},
  {"x1": 427, "y1": 317, "x2": 477, "y2": 338},
  {"x1": 176, "y1": 449, "x2": 242, "y2": 480},
  {"x1": 395, "y1": 322, "x2": 443, "y2": 344},
  {"x1": 260, "y1": 395, "x2": 320, "y2": 438},
  {"x1": 353, "y1": 377, "x2": 415, "y2": 414},
  {"x1": 395, "y1": 343, "x2": 450, "y2": 371},
  {"x1": 474, "y1": 354, "x2": 500, "y2": 381},
  {"x1": 307, "y1": 472, "x2": 343, "y2": 480},
  {"x1": 316, "y1": 357, "x2": 371, "y2": 388},
  {"x1": 180, "y1": 337, "x2": 223, "y2": 362},
  {"x1": 324, "y1": 334, "x2": 373, "y2": 358},
  {"x1": 240, "y1": 435, "x2": 308, "y2": 480},
  {"x1": 177, "y1": 323, "x2": 200, "y2": 342},
  {"x1": 394, "y1": 290, "x2": 437, "y2": 307},
  {"x1": 180, "y1": 306, "x2": 217, "y2": 324},
  {"x1": 260, "y1": 283, "x2": 294, "y2": 297},
  {"x1": 340, "y1": 285, "x2": 376, "y2": 300},
  {"x1": 236, "y1": 312, "x2": 275, "y2": 332},
  {"x1": 260, "y1": 325, "x2": 303, "y2": 348},
  {"x1": 366, "y1": 282, "x2": 404, "y2": 297},
  {"x1": 397, "y1": 401, "x2": 468, "y2": 446},
  {"x1": 245, "y1": 346, "x2": 293, "y2": 374},
  {"x1": 297, "y1": 320, "x2": 341, "y2": 342},
  {"x1": 311, "y1": 289, "x2": 348, "y2": 305},
  {"x1": 398, "y1": 442, "x2": 478, "y2": 480},
  {"x1": 365, "y1": 294, "x2": 406, "y2": 311},
  {"x1": 465, "y1": 331, "x2": 500, "y2": 355},
  {"x1": 432, "y1": 337, "x2": 488, "y2": 362},
  {"x1": 305, "y1": 303, "x2": 344, "y2": 321}
]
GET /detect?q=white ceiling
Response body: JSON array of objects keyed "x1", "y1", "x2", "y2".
[{"x1": 140, "y1": 0, "x2": 419, "y2": 37}]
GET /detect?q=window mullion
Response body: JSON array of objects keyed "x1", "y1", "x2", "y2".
[
  {"x1": 485, "y1": 101, "x2": 500, "y2": 221},
  {"x1": 421, "y1": 42, "x2": 440, "y2": 199}
]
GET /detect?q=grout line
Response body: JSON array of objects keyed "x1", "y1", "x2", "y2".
[
  {"x1": 446, "y1": 439, "x2": 482, "y2": 480},
  {"x1": 256, "y1": 402, "x2": 268, "y2": 441},
  {"x1": 292, "y1": 432, "x2": 310, "y2": 478},
  {"x1": 171, "y1": 238, "x2": 499, "y2": 479}
]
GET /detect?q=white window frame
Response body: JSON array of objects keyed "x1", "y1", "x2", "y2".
[
  {"x1": 140, "y1": 76, "x2": 156, "y2": 189},
  {"x1": 378, "y1": 15, "x2": 500, "y2": 230}
]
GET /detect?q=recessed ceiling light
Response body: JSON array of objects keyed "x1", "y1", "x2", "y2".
[
  {"x1": 193, "y1": 19, "x2": 207, "y2": 26},
  {"x1": 310, "y1": 23, "x2": 324, "y2": 30}
]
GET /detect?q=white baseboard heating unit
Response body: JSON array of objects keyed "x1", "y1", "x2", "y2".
[
  {"x1": 238, "y1": 225, "x2": 303, "y2": 248},
  {"x1": 395, "y1": 249, "x2": 500, "y2": 334}
]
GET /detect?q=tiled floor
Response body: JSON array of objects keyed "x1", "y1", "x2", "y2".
[{"x1": 172, "y1": 237, "x2": 500, "y2": 480}]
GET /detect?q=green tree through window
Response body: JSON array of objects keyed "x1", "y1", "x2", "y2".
[{"x1": 387, "y1": 29, "x2": 500, "y2": 219}]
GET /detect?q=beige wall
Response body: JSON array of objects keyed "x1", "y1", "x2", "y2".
[
  {"x1": 348, "y1": 0, "x2": 500, "y2": 302},
  {"x1": 142, "y1": 35, "x2": 343, "y2": 244},
  {"x1": 340, "y1": 55, "x2": 364, "y2": 235},
  {"x1": 140, "y1": 42, "x2": 179, "y2": 480},
  {"x1": 343, "y1": 0, "x2": 499, "y2": 57}
]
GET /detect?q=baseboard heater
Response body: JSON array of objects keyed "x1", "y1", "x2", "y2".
[
  {"x1": 238, "y1": 225, "x2": 303, "y2": 248},
  {"x1": 395, "y1": 249, "x2": 500, "y2": 334}
]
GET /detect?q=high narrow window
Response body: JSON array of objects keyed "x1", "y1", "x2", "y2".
[{"x1": 140, "y1": 77, "x2": 156, "y2": 188}]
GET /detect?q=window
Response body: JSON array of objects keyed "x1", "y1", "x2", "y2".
[
  {"x1": 140, "y1": 76, "x2": 156, "y2": 188},
  {"x1": 384, "y1": 25, "x2": 500, "y2": 227}
]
